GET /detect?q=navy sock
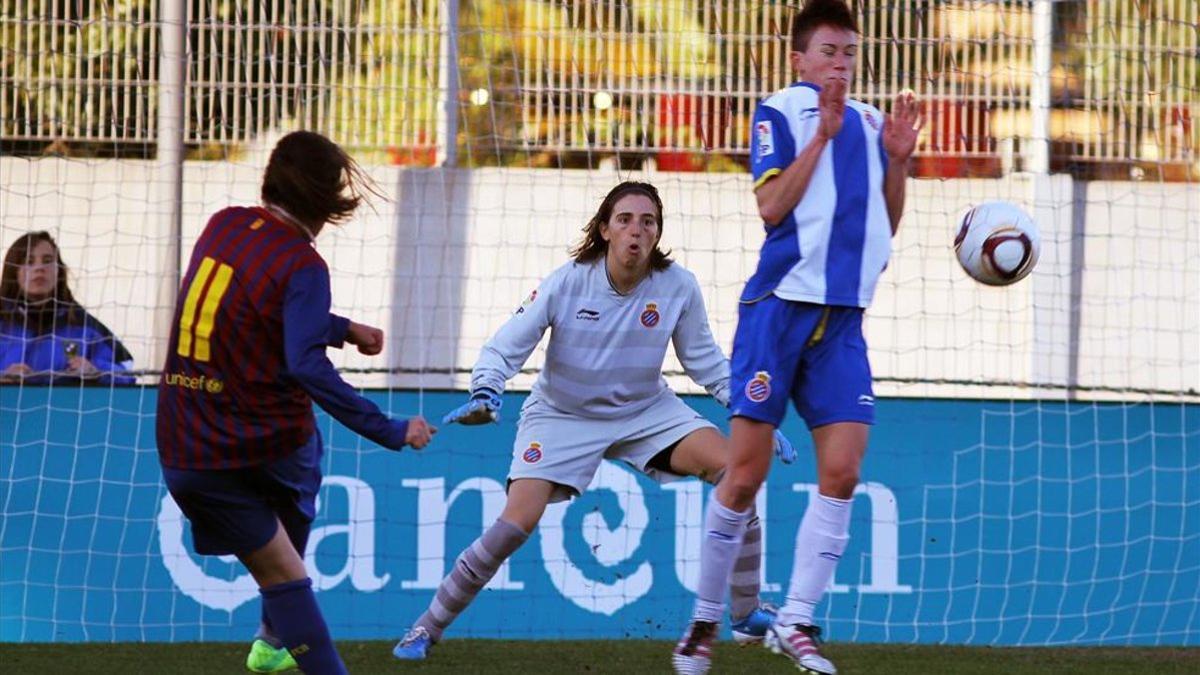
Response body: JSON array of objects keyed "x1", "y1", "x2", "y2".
[
  {"x1": 261, "y1": 578, "x2": 346, "y2": 675},
  {"x1": 259, "y1": 519, "x2": 312, "y2": 644}
]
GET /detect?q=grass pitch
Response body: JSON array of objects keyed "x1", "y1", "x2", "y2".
[{"x1": 2, "y1": 640, "x2": 1197, "y2": 673}]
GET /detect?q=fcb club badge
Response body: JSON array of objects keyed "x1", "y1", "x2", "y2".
[
  {"x1": 640, "y1": 302, "x2": 660, "y2": 328},
  {"x1": 745, "y1": 371, "x2": 772, "y2": 403},
  {"x1": 522, "y1": 442, "x2": 543, "y2": 464}
]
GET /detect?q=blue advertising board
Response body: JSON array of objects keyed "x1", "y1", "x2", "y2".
[{"x1": 1, "y1": 388, "x2": 1196, "y2": 645}]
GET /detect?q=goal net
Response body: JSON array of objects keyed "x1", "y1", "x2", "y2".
[{"x1": 1, "y1": 0, "x2": 1196, "y2": 645}]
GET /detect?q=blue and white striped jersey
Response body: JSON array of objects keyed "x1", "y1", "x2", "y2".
[
  {"x1": 471, "y1": 259, "x2": 730, "y2": 419},
  {"x1": 746, "y1": 81, "x2": 893, "y2": 308}
]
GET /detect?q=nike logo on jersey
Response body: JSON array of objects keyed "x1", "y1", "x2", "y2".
[{"x1": 575, "y1": 308, "x2": 600, "y2": 321}]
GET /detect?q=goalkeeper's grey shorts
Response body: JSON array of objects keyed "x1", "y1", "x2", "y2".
[{"x1": 506, "y1": 392, "x2": 716, "y2": 503}]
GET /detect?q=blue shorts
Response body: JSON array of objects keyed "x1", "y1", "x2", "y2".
[
  {"x1": 729, "y1": 296, "x2": 875, "y2": 429},
  {"x1": 161, "y1": 433, "x2": 323, "y2": 557}
]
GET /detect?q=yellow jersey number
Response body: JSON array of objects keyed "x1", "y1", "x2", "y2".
[{"x1": 176, "y1": 256, "x2": 234, "y2": 362}]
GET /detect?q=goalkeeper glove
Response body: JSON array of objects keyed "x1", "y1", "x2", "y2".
[
  {"x1": 442, "y1": 389, "x2": 502, "y2": 425},
  {"x1": 773, "y1": 429, "x2": 797, "y2": 464}
]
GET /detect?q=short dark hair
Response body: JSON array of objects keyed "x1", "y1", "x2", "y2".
[
  {"x1": 570, "y1": 181, "x2": 672, "y2": 271},
  {"x1": 791, "y1": 0, "x2": 859, "y2": 52},
  {"x1": 0, "y1": 231, "x2": 77, "y2": 305},
  {"x1": 260, "y1": 130, "x2": 377, "y2": 228}
]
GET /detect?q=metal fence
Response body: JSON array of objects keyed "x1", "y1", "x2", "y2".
[
  {"x1": 1, "y1": 0, "x2": 160, "y2": 144},
  {"x1": 1, "y1": 0, "x2": 1196, "y2": 173}
]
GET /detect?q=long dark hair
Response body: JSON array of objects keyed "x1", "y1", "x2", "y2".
[
  {"x1": 1, "y1": 231, "x2": 77, "y2": 306},
  {"x1": 0, "y1": 231, "x2": 89, "y2": 331},
  {"x1": 570, "y1": 181, "x2": 673, "y2": 271},
  {"x1": 261, "y1": 130, "x2": 379, "y2": 229},
  {"x1": 0, "y1": 232, "x2": 132, "y2": 361}
]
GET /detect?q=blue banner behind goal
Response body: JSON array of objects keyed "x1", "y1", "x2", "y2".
[{"x1": 1, "y1": 389, "x2": 1196, "y2": 645}]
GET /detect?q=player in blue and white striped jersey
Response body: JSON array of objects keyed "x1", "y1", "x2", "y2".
[
  {"x1": 393, "y1": 181, "x2": 785, "y2": 662},
  {"x1": 675, "y1": 2, "x2": 924, "y2": 674}
]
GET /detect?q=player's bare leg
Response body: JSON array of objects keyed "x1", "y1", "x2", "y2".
[
  {"x1": 718, "y1": 417, "x2": 776, "y2": 512},
  {"x1": 670, "y1": 428, "x2": 776, "y2": 643},
  {"x1": 811, "y1": 422, "x2": 867, "y2": 501},
  {"x1": 244, "y1": 526, "x2": 305, "y2": 671},
  {"x1": 497, "y1": 477, "x2": 557, "y2": 532},
  {"x1": 674, "y1": 419, "x2": 774, "y2": 673},
  {"x1": 240, "y1": 522, "x2": 307, "y2": 587},
  {"x1": 768, "y1": 422, "x2": 867, "y2": 675},
  {"x1": 395, "y1": 479, "x2": 555, "y2": 661},
  {"x1": 665, "y1": 427, "x2": 726, "y2": 484},
  {"x1": 249, "y1": 514, "x2": 311, "y2": 672},
  {"x1": 240, "y1": 522, "x2": 347, "y2": 675}
]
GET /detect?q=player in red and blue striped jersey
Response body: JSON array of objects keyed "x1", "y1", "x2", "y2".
[{"x1": 156, "y1": 131, "x2": 435, "y2": 675}]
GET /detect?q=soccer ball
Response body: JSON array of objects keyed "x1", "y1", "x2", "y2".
[{"x1": 953, "y1": 200, "x2": 1040, "y2": 286}]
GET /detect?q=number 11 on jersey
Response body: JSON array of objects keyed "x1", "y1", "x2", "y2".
[{"x1": 177, "y1": 256, "x2": 233, "y2": 362}]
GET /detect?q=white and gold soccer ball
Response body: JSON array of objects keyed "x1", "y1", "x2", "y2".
[{"x1": 953, "y1": 200, "x2": 1041, "y2": 286}]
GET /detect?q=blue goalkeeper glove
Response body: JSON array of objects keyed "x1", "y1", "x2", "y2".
[
  {"x1": 773, "y1": 429, "x2": 796, "y2": 464},
  {"x1": 442, "y1": 389, "x2": 502, "y2": 425}
]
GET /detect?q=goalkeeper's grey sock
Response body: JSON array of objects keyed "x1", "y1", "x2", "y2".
[
  {"x1": 692, "y1": 495, "x2": 751, "y2": 623},
  {"x1": 729, "y1": 509, "x2": 763, "y2": 622},
  {"x1": 415, "y1": 518, "x2": 529, "y2": 642}
]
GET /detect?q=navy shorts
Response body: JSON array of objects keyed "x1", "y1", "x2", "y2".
[
  {"x1": 729, "y1": 295, "x2": 875, "y2": 429},
  {"x1": 161, "y1": 433, "x2": 323, "y2": 557}
]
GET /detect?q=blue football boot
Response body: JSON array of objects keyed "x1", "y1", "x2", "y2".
[
  {"x1": 731, "y1": 603, "x2": 778, "y2": 645},
  {"x1": 392, "y1": 625, "x2": 432, "y2": 661}
]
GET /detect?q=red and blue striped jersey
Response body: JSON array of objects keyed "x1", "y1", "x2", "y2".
[{"x1": 156, "y1": 206, "x2": 407, "y2": 469}]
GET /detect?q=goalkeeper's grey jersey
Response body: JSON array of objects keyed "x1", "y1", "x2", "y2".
[{"x1": 471, "y1": 259, "x2": 730, "y2": 419}]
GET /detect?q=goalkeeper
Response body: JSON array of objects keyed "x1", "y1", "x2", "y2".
[{"x1": 393, "y1": 181, "x2": 793, "y2": 661}]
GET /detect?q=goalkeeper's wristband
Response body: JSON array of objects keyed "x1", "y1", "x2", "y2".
[
  {"x1": 709, "y1": 381, "x2": 731, "y2": 409},
  {"x1": 470, "y1": 388, "x2": 500, "y2": 401}
]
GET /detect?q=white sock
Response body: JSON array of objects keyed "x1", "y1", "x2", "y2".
[
  {"x1": 691, "y1": 495, "x2": 751, "y2": 623},
  {"x1": 778, "y1": 493, "x2": 853, "y2": 626}
]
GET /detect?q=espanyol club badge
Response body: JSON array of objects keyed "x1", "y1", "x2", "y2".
[
  {"x1": 640, "y1": 302, "x2": 660, "y2": 328},
  {"x1": 522, "y1": 442, "x2": 543, "y2": 464},
  {"x1": 745, "y1": 371, "x2": 772, "y2": 403}
]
